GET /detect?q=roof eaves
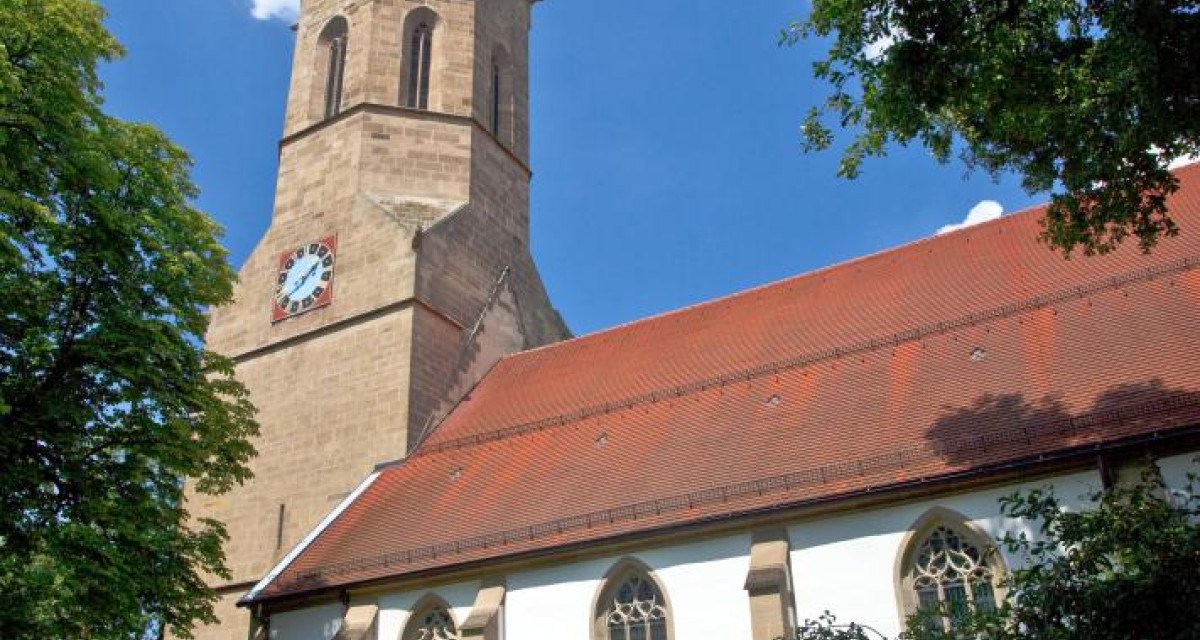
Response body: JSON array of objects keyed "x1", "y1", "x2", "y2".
[{"x1": 240, "y1": 470, "x2": 384, "y2": 606}]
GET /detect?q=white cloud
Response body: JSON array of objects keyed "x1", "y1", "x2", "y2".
[
  {"x1": 249, "y1": 0, "x2": 299, "y2": 21},
  {"x1": 863, "y1": 33, "x2": 896, "y2": 60},
  {"x1": 863, "y1": 27, "x2": 906, "y2": 60},
  {"x1": 1168, "y1": 154, "x2": 1199, "y2": 170},
  {"x1": 937, "y1": 200, "x2": 1004, "y2": 235},
  {"x1": 1150, "y1": 144, "x2": 1199, "y2": 170}
]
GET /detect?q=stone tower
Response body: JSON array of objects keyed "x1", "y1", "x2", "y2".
[{"x1": 192, "y1": 0, "x2": 568, "y2": 637}]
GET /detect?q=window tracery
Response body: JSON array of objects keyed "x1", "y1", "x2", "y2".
[
  {"x1": 601, "y1": 572, "x2": 669, "y2": 640},
  {"x1": 905, "y1": 523, "x2": 999, "y2": 630},
  {"x1": 406, "y1": 603, "x2": 458, "y2": 640}
]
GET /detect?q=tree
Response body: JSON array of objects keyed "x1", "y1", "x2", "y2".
[
  {"x1": 787, "y1": 0, "x2": 1200, "y2": 255},
  {"x1": 791, "y1": 464, "x2": 1200, "y2": 640},
  {"x1": 0, "y1": 1, "x2": 258, "y2": 638}
]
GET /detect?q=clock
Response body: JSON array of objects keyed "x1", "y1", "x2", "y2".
[{"x1": 272, "y1": 236, "x2": 336, "y2": 322}]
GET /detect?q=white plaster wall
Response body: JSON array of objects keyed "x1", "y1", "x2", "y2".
[
  {"x1": 1157, "y1": 451, "x2": 1199, "y2": 500},
  {"x1": 505, "y1": 559, "x2": 596, "y2": 640},
  {"x1": 654, "y1": 534, "x2": 754, "y2": 639},
  {"x1": 270, "y1": 602, "x2": 343, "y2": 640},
  {"x1": 287, "y1": 463, "x2": 1200, "y2": 640},
  {"x1": 504, "y1": 533, "x2": 753, "y2": 640},
  {"x1": 376, "y1": 579, "x2": 478, "y2": 640},
  {"x1": 787, "y1": 471, "x2": 1102, "y2": 638}
]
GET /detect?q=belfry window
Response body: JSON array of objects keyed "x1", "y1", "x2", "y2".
[
  {"x1": 901, "y1": 520, "x2": 1002, "y2": 632},
  {"x1": 404, "y1": 599, "x2": 458, "y2": 640},
  {"x1": 595, "y1": 565, "x2": 671, "y2": 640},
  {"x1": 318, "y1": 17, "x2": 349, "y2": 119},
  {"x1": 406, "y1": 21, "x2": 433, "y2": 109}
]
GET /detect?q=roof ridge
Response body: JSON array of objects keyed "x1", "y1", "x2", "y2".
[
  {"x1": 503, "y1": 161, "x2": 1200, "y2": 364},
  {"x1": 415, "y1": 253, "x2": 1200, "y2": 457},
  {"x1": 503, "y1": 199, "x2": 1048, "y2": 363}
]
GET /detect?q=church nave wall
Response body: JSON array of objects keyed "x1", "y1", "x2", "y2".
[{"x1": 256, "y1": 458, "x2": 1200, "y2": 640}]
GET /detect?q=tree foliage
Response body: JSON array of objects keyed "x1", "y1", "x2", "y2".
[
  {"x1": 0, "y1": 1, "x2": 258, "y2": 638},
  {"x1": 788, "y1": 0, "x2": 1200, "y2": 254},
  {"x1": 793, "y1": 464, "x2": 1200, "y2": 640}
]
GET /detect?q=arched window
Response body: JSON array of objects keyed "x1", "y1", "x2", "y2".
[
  {"x1": 896, "y1": 509, "x2": 1005, "y2": 632},
  {"x1": 593, "y1": 560, "x2": 672, "y2": 640},
  {"x1": 402, "y1": 9, "x2": 436, "y2": 110},
  {"x1": 403, "y1": 596, "x2": 459, "y2": 640},
  {"x1": 317, "y1": 17, "x2": 349, "y2": 119}
]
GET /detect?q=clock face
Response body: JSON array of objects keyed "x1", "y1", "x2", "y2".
[{"x1": 272, "y1": 236, "x2": 336, "y2": 322}]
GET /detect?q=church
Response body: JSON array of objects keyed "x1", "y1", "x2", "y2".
[{"x1": 190, "y1": 1, "x2": 1200, "y2": 640}]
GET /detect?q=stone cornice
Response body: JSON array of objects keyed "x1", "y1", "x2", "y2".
[{"x1": 279, "y1": 103, "x2": 532, "y2": 178}]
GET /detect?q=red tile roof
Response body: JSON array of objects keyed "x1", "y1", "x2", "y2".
[{"x1": 250, "y1": 164, "x2": 1200, "y2": 601}]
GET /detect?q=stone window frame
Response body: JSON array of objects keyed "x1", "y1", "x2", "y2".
[
  {"x1": 314, "y1": 15, "x2": 349, "y2": 120},
  {"x1": 893, "y1": 507, "x2": 1007, "y2": 632},
  {"x1": 401, "y1": 7, "x2": 440, "y2": 110},
  {"x1": 590, "y1": 557, "x2": 675, "y2": 640},
  {"x1": 402, "y1": 593, "x2": 460, "y2": 640}
]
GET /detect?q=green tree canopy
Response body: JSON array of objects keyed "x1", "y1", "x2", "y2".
[
  {"x1": 790, "y1": 0, "x2": 1200, "y2": 254},
  {"x1": 0, "y1": 1, "x2": 258, "y2": 637}
]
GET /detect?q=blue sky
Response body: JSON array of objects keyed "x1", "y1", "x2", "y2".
[{"x1": 98, "y1": 0, "x2": 1044, "y2": 336}]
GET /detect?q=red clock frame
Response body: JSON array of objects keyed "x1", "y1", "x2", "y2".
[{"x1": 272, "y1": 235, "x2": 337, "y2": 322}]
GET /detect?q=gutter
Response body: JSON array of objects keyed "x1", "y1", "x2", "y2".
[{"x1": 242, "y1": 425, "x2": 1200, "y2": 606}]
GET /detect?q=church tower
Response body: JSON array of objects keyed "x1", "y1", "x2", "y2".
[{"x1": 194, "y1": 0, "x2": 568, "y2": 637}]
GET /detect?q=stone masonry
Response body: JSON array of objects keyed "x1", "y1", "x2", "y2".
[{"x1": 188, "y1": 1, "x2": 568, "y2": 638}]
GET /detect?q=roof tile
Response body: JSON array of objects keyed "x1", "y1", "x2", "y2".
[{"x1": 253, "y1": 164, "x2": 1200, "y2": 600}]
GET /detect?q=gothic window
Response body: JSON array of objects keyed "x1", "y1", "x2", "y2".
[
  {"x1": 404, "y1": 598, "x2": 458, "y2": 640},
  {"x1": 594, "y1": 562, "x2": 672, "y2": 640},
  {"x1": 317, "y1": 17, "x2": 349, "y2": 119},
  {"x1": 403, "y1": 12, "x2": 435, "y2": 110},
  {"x1": 897, "y1": 510, "x2": 1004, "y2": 632}
]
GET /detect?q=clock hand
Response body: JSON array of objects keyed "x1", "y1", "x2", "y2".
[{"x1": 286, "y1": 263, "x2": 321, "y2": 298}]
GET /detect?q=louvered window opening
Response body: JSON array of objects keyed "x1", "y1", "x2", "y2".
[
  {"x1": 324, "y1": 35, "x2": 347, "y2": 118},
  {"x1": 407, "y1": 22, "x2": 433, "y2": 109}
]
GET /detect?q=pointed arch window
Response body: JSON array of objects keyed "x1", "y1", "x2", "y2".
[
  {"x1": 406, "y1": 21, "x2": 433, "y2": 109},
  {"x1": 897, "y1": 512, "x2": 1004, "y2": 632},
  {"x1": 317, "y1": 17, "x2": 349, "y2": 119},
  {"x1": 404, "y1": 598, "x2": 458, "y2": 640},
  {"x1": 593, "y1": 562, "x2": 671, "y2": 640}
]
